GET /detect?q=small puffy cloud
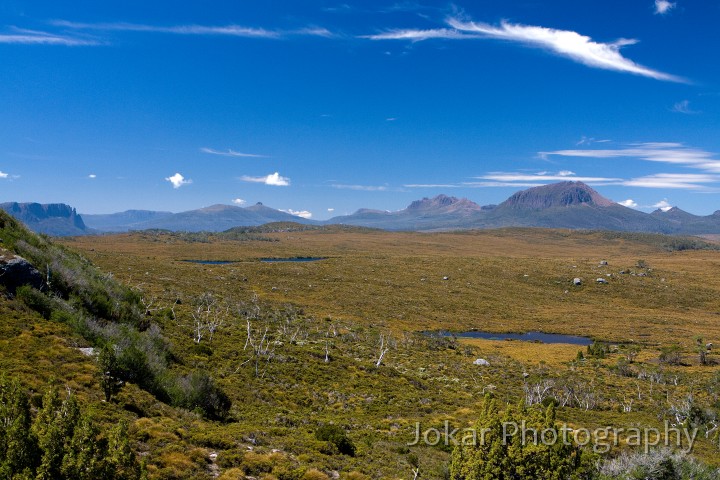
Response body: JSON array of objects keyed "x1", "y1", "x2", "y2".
[
  {"x1": 232, "y1": 198, "x2": 246, "y2": 205},
  {"x1": 88, "y1": 174, "x2": 97, "y2": 179},
  {"x1": 283, "y1": 209, "x2": 312, "y2": 219},
  {"x1": 653, "y1": 199, "x2": 673, "y2": 211},
  {"x1": 654, "y1": 0, "x2": 676, "y2": 15},
  {"x1": 327, "y1": 208, "x2": 335, "y2": 212},
  {"x1": 618, "y1": 199, "x2": 638, "y2": 208},
  {"x1": 0, "y1": 171, "x2": 9, "y2": 179},
  {"x1": 557, "y1": 170, "x2": 576, "y2": 177},
  {"x1": 165, "y1": 172, "x2": 192, "y2": 189},
  {"x1": 240, "y1": 172, "x2": 290, "y2": 186}
]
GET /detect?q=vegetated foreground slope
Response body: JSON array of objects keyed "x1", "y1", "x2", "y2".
[{"x1": 51, "y1": 227, "x2": 720, "y2": 477}]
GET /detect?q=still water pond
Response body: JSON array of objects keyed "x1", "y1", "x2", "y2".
[{"x1": 445, "y1": 330, "x2": 592, "y2": 346}]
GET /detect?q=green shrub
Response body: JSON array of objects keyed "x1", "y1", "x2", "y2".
[
  {"x1": 659, "y1": 345, "x2": 683, "y2": 365},
  {"x1": 587, "y1": 341, "x2": 609, "y2": 359},
  {"x1": 15, "y1": 285, "x2": 56, "y2": 320},
  {"x1": 167, "y1": 371, "x2": 231, "y2": 421},
  {"x1": 315, "y1": 424, "x2": 355, "y2": 457},
  {"x1": 240, "y1": 452, "x2": 274, "y2": 475},
  {"x1": 450, "y1": 397, "x2": 594, "y2": 479},
  {"x1": 302, "y1": 468, "x2": 329, "y2": 480}
]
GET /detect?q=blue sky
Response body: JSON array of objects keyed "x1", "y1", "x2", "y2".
[{"x1": 2, "y1": 1, "x2": 720, "y2": 219}]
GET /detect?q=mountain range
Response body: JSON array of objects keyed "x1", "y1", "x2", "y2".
[
  {"x1": 0, "y1": 202, "x2": 90, "y2": 236},
  {"x1": 5, "y1": 182, "x2": 720, "y2": 236}
]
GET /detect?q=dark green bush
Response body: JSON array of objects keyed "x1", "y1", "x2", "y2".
[
  {"x1": 167, "y1": 371, "x2": 231, "y2": 421},
  {"x1": 659, "y1": 345, "x2": 683, "y2": 365},
  {"x1": 315, "y1": 424, "x2": 355, "y2": 456},
  {"x1": 15, "y1": 285, "x2": 56, "y2": 320}
]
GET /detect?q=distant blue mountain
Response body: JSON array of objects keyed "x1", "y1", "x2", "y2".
[
  {"x1": 84, "y1": 203, "x2": 317, "y2": 232},
  {"x1": 7, "y1": 182, "x2": 720, "y2": 235},
  {"x1": 82, "y1": 210, "x2": 174, "y2": 232},
  {"x1": 326, "y1": 182, "x2": 720, "y2": 234},
  {"x1": 0, "y1": 202, "x2": 90, "y2": 236}
]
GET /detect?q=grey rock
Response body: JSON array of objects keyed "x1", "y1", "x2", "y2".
[{"x1": 0, "y1": 251, "x2": 44, "y2": 294}]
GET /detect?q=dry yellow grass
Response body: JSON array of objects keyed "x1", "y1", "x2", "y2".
[{"x1": 63, "y1": 228, "x2": 720, "y2": 346}]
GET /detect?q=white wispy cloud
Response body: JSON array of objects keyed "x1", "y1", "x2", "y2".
[
  {"x1": 0, "y1": 171, "x2": 9, "y2": 179},
  {"x1": 201, "y1": 147, "x2": 267, "y2": 158},
  {"x1": 623, "y1": 173, "x2": 718, "y2": 189},
  {"x1": 446, "y1": 18, "x2": 683, "y2": 82},
  {"x1": 327, "y1": 208, "x2": 335, "y2": 212},
  {"x1": 557, "y1": 170, "x2": 576, "y2": 177},
  {"x1": 653, "y1": 199, "x2": 673, "y2": 211},
  {"x1": 240, "y1": 172, "x2": 290, "y2": 186},
  {"x1": 52, "y1": 20, "x2": 333, "y2": 39},
  {"x1": 403, "y1": 183, "x2": 460, "y2": 188},
  {"x1": 577, "y1": 136, "x2": 611, "y2": 145},
  {"x1": 292, "y1": 27, "x2": 335, "y2": 38},
  {"x1": 365, "y1": 17, "x2": 682, "y2": 82},
  {"x1": 543, "y1": 142, "x2": 720, "y2": 173},
  {"x1": 165, "y1": 172, "x2": 192, "y2": 188},
  {"x1": 671, "y1": 100, "x2": 699, "y2": 114},
  {"x1": 282, "y1": 209, "x2": 313, "y2": 219},
  {"x1": 618, "y1": 199, "x2": 639, "y2": 208},
  {"x1": 232, "y1": 198, "x2": 246, "y2": 205},
  {"x1": 654, "y1": 0, "x2": 676, "y2": 15},
  {"x1": 88, "y1": 174, "x2": 97, "y2": 179},
  {"x1": 362, "y1": 28, "x2": 472, "y2": 41},
  {"x1": 0, "y1": 28, "x2": 98, "y2": 46},
  {"x1": 331, "y1": 184, "x2": 388, "y2": 191},
  {"x1": 462, "y1": 182, "x2": 547, "y2": 188},
  {"x1": 477, "y1": 172, "x2": 622, "y2": 184}
]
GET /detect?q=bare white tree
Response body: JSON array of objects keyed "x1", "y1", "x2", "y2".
[
  {"x1": 524, "y1": 379, "x2": 554, "y2": 406},
  {"x1": 241, "y1": 318, "x2": 274, "y2": 377},
  {"x1": 376, "y1": 334, "x2": 390, "y2": 368},
  {"x1": 621, "y1": 395, "x2": 633, "y2": 413},
  {"x1": 190, "y1": 293, "x2": 228, "y2": 343}
]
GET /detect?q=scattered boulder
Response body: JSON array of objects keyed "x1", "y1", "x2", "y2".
[
  {"x1": 442, "y1": 276, "x2": 449, "y2": 281},
  {"x1": 473, "y1": 358, "x2": 490, "y2": 366},
  {"x1": 0, "y1": 250, "x2": 45, "y2": 294},
  {"x1": 599, "y1": 260, "x2": 608, "y2": 266},
  {"x1": 573, "y1": 278, "x2": 582, "y2": 286},
  {"x1": 596, "y1": 278, "x2": 608, "y2": 284}
]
